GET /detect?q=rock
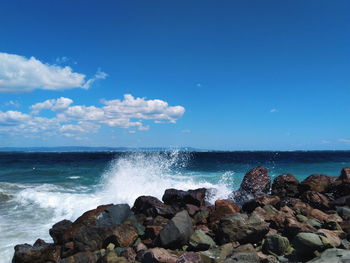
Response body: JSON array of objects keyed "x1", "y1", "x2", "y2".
[
  {"x1": 326, "y1": 181, "x2": 350, "y2": 199},
  {"x1": 193, "y1": 210, "x2": 209, "y2": 225},
  {"x1": 159, "y1": 210, "x2": 194, "y2": 249},
  {"x1": 59, "y1": 251, "x2": 99, "y2": 263},
  {"x1": 144, "y1": 247, "x2": 178, "y2": 263},
  {"x1": 336, "y1": 206, "x2": 350, "y2": 220},
  {"x1": 301, "y1": 191, "x2": 330, "y2": 210},
  {"x1": 262, "y1": 234, "x2": 290, "y2": 256},
  {"x1": 97, "y1": 204, "x2": 133, "y2": 227},
  {"x1": 292, "y1": 232, "x2": 332, "y2": 258},
  {"x1": 216, "y1": 213, "x2": 269, "y2": 245},
  {"x1": 338, "y1": 167, "x2": 350, "y2": 183},
  {"x1": 102, "y1": 250, "x2": 128, "y2": 263},
  {"x1": 306, "y1": 248, "x2": 350, "y2": 263},
  {"x1": 133, "y1": 196, "x2": 177, "y2": 219},
  {"x1": 176, "y1": 252, "x2": 202, "y2": 263},
  {"x1": 186, "y1": 204, "x2": 200, "y2": 216},
  {"x1": 49, "y1": 219, "x2": 73, "y2": 244},
  {"x1": 317, "y1": 229, "x2": 344, "y2": 248},
  {"x1": 103, "y1": 224, "x2": 139, "y2": 248},
  {"x1": 329, "y1": 195, "x2": 350, "y2": 207},
  {"x1": 271, "y1": 174, "x2": 299, "y2": 198},
  {"x1": 144, "y1": 225, "x2": 164, "y2": 240},
  {"x1": 239, "y1": 166, "x2": 270, "y2": 198},
  {"x1": 189, "y1": 230, "x2": 216, "y2": 251},
  {"x1": 209, "y1": 200, "x2": 240, "y2": 223},
  {"x1": 162, "y1": 188, "x2": 207, "y2": 208},
  {"x1": 299, "y1": 174, "x2": 335, "y2": 193},
  {"x1": 12, "y1": 242, "x2": 61, "y2": 263},
  {"x1": 223, "y1": 244, "x2": 259, "y2": 263},
  {"x1": 242, "y1": 196, "x2": 280, "y2": 213}
]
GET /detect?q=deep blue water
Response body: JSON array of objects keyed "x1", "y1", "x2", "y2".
[{"x1": 0, "y1": 150, "x2": 350, "y2": 262}]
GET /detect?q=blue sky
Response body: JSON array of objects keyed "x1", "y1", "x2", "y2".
[{"x1": 0, "y1": 0, "x2": 349, "y2": 150}]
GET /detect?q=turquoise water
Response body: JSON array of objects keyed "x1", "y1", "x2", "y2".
[{"x1": 0, "y1": 151, "x2": 349, "y2": 262}]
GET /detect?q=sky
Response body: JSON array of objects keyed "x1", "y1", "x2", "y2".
[{"x1": 0, "y1": 0, "x2": 349, "y2": 150}]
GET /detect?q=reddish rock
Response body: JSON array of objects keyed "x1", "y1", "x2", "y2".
[
  {"x1": 12, "y1": 241, "x2": 61, "y2": 263},
  {"x1": 176, "y1": 252, "x2": 202, "y2": 263},
  {"x1": 49, "y1": 219, "x2": 73, "y2": 245},
  {"x1": 301, "y1": 191, "x2": 330, "y2": 210},
  {"x1": 210, "y1": 199, "x2": 240, "y2": 223},
  {"x1": 317, "y1": 229, "x2": 345, "y2": 247},
  {"x1": 60, "y1": 251, "x2": 99, "y2": 263},
  {"x1": 162, "y1": 188, "x2": 207, "y2": 208},
  {"x1": 239, "y1": 166, "x2": 271, "y2": 197},
  {"x1": 132, "y1": 196, "x2": 177, "y2": 219},
  {"x1": 147, "y1": 247, "x2": 178, "y2": 263},
  {"x1": 120, "y1": 247, "x2": 137, "y2": 261},
  {"x1": 299, "y1": 174, "x2": 335, "y2": 193},
  {"x1": 103, "y1": 224, "x2": 139, "y2": 248},
  {"x1": 144, "y1": 225, "x2": 164, "y2": 240},
  {"x1": 242, "y1": 195, "x2": 280, "y2": 213},
  {"x1": 186, "y1": 204, "x2": 200, "y2": 216},
  {"x1": 271, "y1": 174, "x2": 299, "y2": 198}
]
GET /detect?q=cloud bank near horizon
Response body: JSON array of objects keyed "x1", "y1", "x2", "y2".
[
  {"x1": 0, "y1": 52, "x2": 107, "y2": 92},
  {"x1": 0, "y1": 94, "x2": 185, "y2": 139}
]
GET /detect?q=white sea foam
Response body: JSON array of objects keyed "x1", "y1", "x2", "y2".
[{"x1": 0, "y1": 151, "x2": 233, "y2": 263}]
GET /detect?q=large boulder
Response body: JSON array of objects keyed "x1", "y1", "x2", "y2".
[
  {"x1": 239, "y1": 166, "x2": 270, "y2": 197},
  {"x1": 271, "y1": 174, "x2": 299, "y2": 198},
  {"x1": 103, "y1": 224, "x2": 139, "y2": 248},
  {"x1": 50, "y1": 219, "x2": 73, "y2": 244},
  {"x1": 216, "y1": 213, "x2": 269, "y2": 245},
  {"x1": 132, "y1": 196, "x2": 177, "y2": 219},
  {"x1": 299, "y1": 174, "x2": 335, "y2": 193},
  {"x1": 162, "y1": 188, "x2": 207, "y2": 208},
  {"x1": 292, "y1": 232, "x2": 332, "y2": 259},
  {"x1": 12, "y1": 240, "x2": 61, "y2": 263},
  {"x1": 159, "y1": 210, "x2": 194, "y2": 249},
  {"x1": 209, "y1": 199, "x2": 240, "y2": 223}
]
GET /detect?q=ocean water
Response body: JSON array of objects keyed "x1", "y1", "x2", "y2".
[{"x1": 0, "y1": 150, "x2": 350, "y2": 262}]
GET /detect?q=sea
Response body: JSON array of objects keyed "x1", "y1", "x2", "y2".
[{"x1": 0, "y1": 150, "x2": 350, "y2": 262}]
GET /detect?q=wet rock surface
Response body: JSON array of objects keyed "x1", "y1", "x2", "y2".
[{"x1": 12, "y1": 166, "x2": 350, "y2": 263}]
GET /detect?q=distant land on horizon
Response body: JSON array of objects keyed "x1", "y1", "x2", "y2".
[{"x1": 0, "y1": 146, "x2": 349, "y2": 152}]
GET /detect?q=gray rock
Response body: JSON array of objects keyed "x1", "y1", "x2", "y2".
[
  {"x1": 176, "y1": 252, "x2": 202, "y2": 263},
  {"x1": 336, "y1": 206, "x2": 350, "y2": 220},
  {"x1": 189, "y1": 230, "x2": 216, "y2": 251},
  {"x1": 224, "y1": 244, "x2": 259, "y2": 263},
  {"x1": 159, "y1": 210, "x2": 194, "y2": 249},
  {"x1": 217, "y1": 213, "x2": 269, "y2": 245},
  {"x1": 293, "y1": 232, "x2": 332, "y2": 258},
  {"x1": 306, "y1": 248, "x2": 350, "y2": 263},
  {"x1": 262, "y1": 234, "x2": 290, "y2": 256},
  {"x1": 97, "y1": 204, "x2": 132, "y2": 227}
]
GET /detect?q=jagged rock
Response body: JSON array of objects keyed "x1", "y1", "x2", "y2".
[
  {"x1": 176, "y1": 252, "x2": 202, "y2": 263},
  {"x1": 162, "y1": 188, "x2": 207, "y2": 208},
  {"x1": 133, "y1": 196, "x2": 177, "y2": 219},
  {"x1": 189, "y1": 230, "x2": 216, "y2": 251},
  {"x1": 12, "y1": 241, "x2": 61, "y2": 263},
  {"x1": 216, "y1": 213, "x2": 269, "y2": 245},
  {"x1": 306, "y1": 248, "x2": 350, "y2": 263},
  {"x1": 209, "y1": 200, "x2": 240, "y2": 223},
  {"x1": 239, "y1": 166, "x2": 270, "y2": 198},
  {"x1": 317, "y1": 229, "x2": 345, "y2": 248},
  {"x1": 49, "y1": 219, "x2": 73, "y2": 244},
  {"x1": 271, "y1": 174, "x2": 299, "y2": 198},
  {"x1": 299, "y1": 174, "x2": 335, "y2": 193},
  {"x1": 159, "y1": 210, "x2": 194, "y2": 249},
  {"x1": 301, "y1": 191, "x2": 330, "y2": 210},
  {"x1": 103, "y1": 224, "x2": 139, "y2": 248},
  {"x1": 262, "y1": 234, "x2": 290, "y2": 256},
  {"x1": 329, "y1": 195, "x2": 350, "y2": 207},
  {"x1": 292, "y1": 232, "x2": 332, "y2": 259}
]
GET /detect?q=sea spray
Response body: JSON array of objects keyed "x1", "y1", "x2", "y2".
[{"x1": 0, "y1": 151, "x2": 232, "y2": 263}]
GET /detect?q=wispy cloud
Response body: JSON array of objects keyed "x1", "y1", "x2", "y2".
[
  {"x1": 4, "y1": 100, "x2": 20, "y2": 108},
  {"x1": 0, "y1": 94, "x2": 185, "y2": 139},
  {"x1": 181, "y1": 129, "x2": 191, "y2": 133},
  {"x1": 321, "y1": 140, "x2": 331, "y2": 144},
  {"x1": 0, "y1": 52, "x2": 107, "y2": 93},
  {"x1": 270, "y1": 108, "x2": 278, "y2": 113},
  {"x1": 338, "y1": 139, "x2": 350, "y2": 143}
]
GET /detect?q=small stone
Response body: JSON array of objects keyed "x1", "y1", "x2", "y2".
[{"x1": 262, "y1": 234, "x2": 291, "y2": 256}]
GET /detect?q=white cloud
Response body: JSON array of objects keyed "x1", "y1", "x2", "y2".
[
  {"x1": 0, "y1": 52, "x2": 107, "y2": 92},
  {"x1": 4, "y1": 100, "x2": 20, "y2": 108},
  {"x1": 270, "y1": 108, "x2": 278, "y2": 113},
  {"x1": 321, "y1": 140, "x2": 331, "y2": 144},
  {"x1": 0, "y1": 94, "x2": 185, "y2": 139},
  {"x1": 31, "y1": 97, "x2": 73, "y2": 114},
  {"x1": 181, "y1": 129, "x2": 191, "y2": 133},
  {"x1": 338, "y1": 139, "x2": 350, "y2": 143}
]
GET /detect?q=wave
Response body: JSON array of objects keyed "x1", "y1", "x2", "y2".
[{"x1": 0, "y1": 150, "x2": 233, "y2": 263}]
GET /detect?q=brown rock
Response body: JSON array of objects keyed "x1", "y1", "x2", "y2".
[
  {"x1": 176, "y1": 252, "x2": 202, "y2": 263},
  {"x1": 210, "y1": 200, "x2": 240, "y2": 223},
  {"x1": 299, "y1": 174, "x2": 335, "y2": 193},
  {"x1": 148, "y1": 247, "x2": 178, "y2": 263},
  {"x1": 338, "y1": 167, "x2": 350, "y2": 183},
  {"x1": 12, "y1": 241, "x2": 61, "y2": 263},
  {"x1": 120, "y1": 247, "x2": 137, "y2": 261},
  {"x1": 240, "y1": 166, "x2": 271, "y2": 196},
  {"x1": 103, "y1": 224, "x2": 139, "y2": 248},
  {"x1": 60, "y1": 251, "x2": 99, "y2": 263},
  {"x1": 242, "y1": 196, "x2": 280, "y2": 213},
  {"x1": 162, "y1": 188, "x2": 207, "y2": 208},
  {"x1": 271, "y1": 174, "x2": 299, "y2": 198},
  {"x1": 301, "y1": 191, "x2": 330, "y2": 210},
  {"x1": 132, "y1": 196, "x2": 177, "y2": 219},
  {"x1": 317, "y1": 229, "x2": 345, "y2": 247}
]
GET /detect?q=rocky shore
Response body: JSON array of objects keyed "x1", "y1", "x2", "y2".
[{"x1": 12, "y1": 167, "x2": 350, "y2": 263}]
